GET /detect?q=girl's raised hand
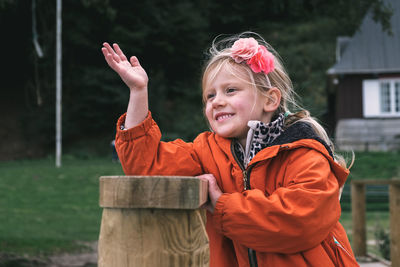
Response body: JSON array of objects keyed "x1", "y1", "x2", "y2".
[{"x1": 102, "y1": 42, "x2": 148, "y2": 91}]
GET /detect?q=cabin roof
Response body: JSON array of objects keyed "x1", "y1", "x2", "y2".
[{"x1": 327, "y1": 0, "x2": 400, "y2": 75}]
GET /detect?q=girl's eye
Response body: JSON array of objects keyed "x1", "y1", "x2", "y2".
[
  {"x1": 206, "y1": 93, "x2": 215, "y2": 100},
  {"x1": 226, "y1": 88, "x2": 236, "y2": 93}
]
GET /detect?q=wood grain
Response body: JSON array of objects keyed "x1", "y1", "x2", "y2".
[
  {"x1": 98, "y1": 208, "x2": 209, "y2": 267},
  {"x1": 99, "y1": 176, "x2": 208, "y2": 209},
  {"x1": 351, "y1": 183, "x2": 366, "y2": 257},
  {"x1": 98, "y1": 176, "x2": 210, "y2": 267}
]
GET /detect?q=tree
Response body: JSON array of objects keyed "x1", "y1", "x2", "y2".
[{"x1": 0, "y1": 0, "x2": 393, "y2": 158}]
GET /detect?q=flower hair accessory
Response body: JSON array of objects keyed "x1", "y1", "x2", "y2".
[{"x1": 230, "y1": 37, "x2": 275, "y2": 74}]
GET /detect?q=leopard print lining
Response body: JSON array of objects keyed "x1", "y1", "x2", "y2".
[{"x1": 234, "y1": 113, "x2": 285, "y2": 167}]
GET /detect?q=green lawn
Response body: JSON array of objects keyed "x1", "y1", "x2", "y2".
[
  {"x1": 0, "y1": 156, "x2": 123, "y2": 255},
  {"x1": 346, "y1": 151, "x2": 400, "y2": 180},
  {"x1": 340, "y1": 211, "x2": 390, "y2": 255},
  {"x1": 0, "y1": 151, "x2": 398, "y2": 257}
]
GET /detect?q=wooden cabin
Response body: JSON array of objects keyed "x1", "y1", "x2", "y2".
[{"x1": 327, "y1": 0, "x2": 400, "y2": 151}]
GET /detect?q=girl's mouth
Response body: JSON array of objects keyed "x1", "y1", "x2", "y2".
[{"x1": 215, "y1": 113, "x2": 233, "y2": 122}]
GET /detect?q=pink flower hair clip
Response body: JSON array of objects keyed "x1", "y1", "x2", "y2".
[{"x1": 230, "y1": 37, "x2": 275, "y2": 74}]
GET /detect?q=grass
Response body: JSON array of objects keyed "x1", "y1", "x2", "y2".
[
  {"x1": 0, "y1": 151, "x2": 398, "y2": 258},
  {"x1": 345, "y1": 151, "x2": 400, "y2": 180},
  {"x1": 0, "y1": 155, "x2": 123, "y2": 256},
  {"x1": 340, "y1": 211, "x2": 390, "y2": 259}
]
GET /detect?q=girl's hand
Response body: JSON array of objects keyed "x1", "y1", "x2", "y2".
[
  {"x1": 197, "y1": 174, "x2": 222, "y2": 213},
  {"x1": 102, "y1": 42, "x2": 148, "y2": 91}
]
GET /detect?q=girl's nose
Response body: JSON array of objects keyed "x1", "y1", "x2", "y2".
[{"x1": 212, "y1": 93, "x2": 226, "y2": 108}]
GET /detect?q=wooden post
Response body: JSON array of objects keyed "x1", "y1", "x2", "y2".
[
  {"x1": 98, "y1": 176, "x2": 209, "y2": 267},
  {"x1": 390, "y1": 183, "x2": 400, "y2": 266},
  {"x1": 351, "y1": 182, "x2": 366, "y2": 257}
]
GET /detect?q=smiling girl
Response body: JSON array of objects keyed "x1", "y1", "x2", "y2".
[{"x1": 102, "y1": 32, "x2": 358, "y2": 267}]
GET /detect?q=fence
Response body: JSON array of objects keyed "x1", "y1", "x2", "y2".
[
  {"x1": 341, "y1": 183, "x2": 389, "y2": 211},
  {"x1": 351, "y1": 179, "x2": 400, "y2": 266}
]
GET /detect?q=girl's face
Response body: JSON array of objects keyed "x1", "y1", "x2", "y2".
[{"x1": 204, "y1": 65, "x2": 273, "y2": 146}]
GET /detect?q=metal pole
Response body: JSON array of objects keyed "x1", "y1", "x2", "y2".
[{"x1": 56, "y1": 0, "x2": 62, "y2": 167}]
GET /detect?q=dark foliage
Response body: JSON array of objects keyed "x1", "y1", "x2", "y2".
[
  {"x1": 374, "y1": 224, "x2": 391, "y2": 260},
  {"x1": 0, "y1": 0, "x2": 393, "y2": 157}
]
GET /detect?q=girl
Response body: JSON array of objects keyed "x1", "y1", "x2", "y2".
[{"x1": 102, "y1": 32, "x2": 359, "y2": 267}]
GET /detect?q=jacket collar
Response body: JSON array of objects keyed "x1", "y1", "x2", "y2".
[
  {"x1": 212, "y1": 121, "x2": 348, "y2": 188},
  {"x1": 236, "y1": 114, "x2": 286, "y2": 168},
  {"x1": 272, "y1": 121, "x2": 334, "y2": 158},
  {"x1": 249, "y1": 121, "x2": 334, "y2": 163},
  {"x1": 214, "y1": 121, "x2": 334, "y2": 164}
]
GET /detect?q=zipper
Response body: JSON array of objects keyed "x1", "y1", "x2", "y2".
[
  {"x1": 248, "y1": 248, "x2": 258, "y2": 267},
  {"x1": 243, "y1": 165, "x2": 255, "y2": 190},
  {"x1": 333, "y1": 236, "x2": 352, "y2": 257},
  {"x1": 231, "y1": 142, "x2": 255, "y2": 190},
  {"x1": 243, "y1": 169, "x2": 248, "y2": 190},
  {"x1": 244, "y1": 165, "x2": 258, "y2": 267},
  {"x1": 231, "y1": 141, "x2": 258, "y2": 267}
]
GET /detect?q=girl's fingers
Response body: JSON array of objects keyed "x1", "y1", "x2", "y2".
[
  {"x1": 103, "y1": 42, "x2": 142, "y2": 68},
  {"x1": 198, "y1": 174, "x2": 220, "y2": 191},
  {"x1": 130, "y1": 56, "x2": 141, "y2": 67},
  {"x1": 111, "y1": 52, "x2": 121, "y2": 63},
  {"x1": 102, "y1": 48, "x2": 119, "y2": 70},
  {"x1": 197, "y1": 174, "x2": 214, "y2": 183},
  {"x1": 103, "y1": 42, "x2": 120, "y2": 63},
  {"x1": 101, "y1": 48, "x2": 113, "y2": 65},
  {"x1": 101, "y1": 47, "x2": 108, "y2": 58},
  {"x1": 113, "y1": 43, "x2": 128, "y2": 61},
  {"x1": 102, "y1": 42, "x2": 115, "y2": 55},
  {"x1": 204, "y1": 174, "x2": 217, "y2": 187}
]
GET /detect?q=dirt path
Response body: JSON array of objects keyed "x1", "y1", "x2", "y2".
[
  {"x1": 2, "y1": 240, "x2": 391, "y2": 267},
  {"x1": 0, "y1": 242, "x2": 98, "y2": 267},
  {"x1": 47, "y1": 242, "x2": 97, "y2": 267}
]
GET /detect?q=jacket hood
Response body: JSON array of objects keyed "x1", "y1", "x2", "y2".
[
  {"x1": 250, "y1": 121, "x2": 349, "y2": 188},
  {"x1": 271, "y1": 121, "x2": 334, "y2": 158}
]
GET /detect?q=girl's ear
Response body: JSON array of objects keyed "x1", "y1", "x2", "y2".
[{"x1": 263, "y1": 87, "x2": 281, "y2": 113}]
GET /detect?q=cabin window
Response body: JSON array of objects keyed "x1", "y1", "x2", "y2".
[
  {"x1": 380, "y1": 82, "x2": 391, "y2": 113},
  {"x1": 396, "y1": 82, "x2": 400, "y2": 112},
  {"x1": 363, "y1": 79, "x2": 400, "y2": 117}
]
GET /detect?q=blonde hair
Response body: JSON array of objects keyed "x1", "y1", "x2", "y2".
[{"x1": 202, "y1": 32, "x2": 350, "y2": 169}]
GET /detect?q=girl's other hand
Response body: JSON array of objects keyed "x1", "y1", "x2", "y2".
[
  {"x1": 197, "y1": 174, "x2": 222, "y2": 213},
  {"x1": 102, "y1": 42, "x2": 148, "y2": 91}
]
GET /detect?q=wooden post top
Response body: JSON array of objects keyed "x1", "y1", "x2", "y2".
[
  {"x1": 351, "y1": 179, "x2": 400, "y2": 185},
  {"x1": 99, "y1": 176, "x2": 208, "y2": 210}
]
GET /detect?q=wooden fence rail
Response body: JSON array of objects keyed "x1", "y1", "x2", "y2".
[
  {"x1": 341, "y1": 184, "x2": 389, "y2": 211},
  {"x1": 351, "y1": 179, "x2": 400, "y2": 266},
  {"x1": 98, "y1": 176, "x2": 209, "y2": 267}
]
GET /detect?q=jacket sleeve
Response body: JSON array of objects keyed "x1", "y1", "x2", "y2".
[
  {"x1": 115, "y1": 112, "x2": 204, "y2": 176},
  {"x1": 212, "y1": 148, "x2": 341, "y2": 254}
]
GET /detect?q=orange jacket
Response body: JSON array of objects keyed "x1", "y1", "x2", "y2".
[{"x1": 116, "y1": 112, "x2": 359, "y2": 267}]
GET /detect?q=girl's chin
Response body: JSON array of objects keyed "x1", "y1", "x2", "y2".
[
  {"x1": 214, "y1": 131, "x2": 240, "y2": 140},
  {"x1": 213, "y1": 131, "x2": 233, "y2": 138}
]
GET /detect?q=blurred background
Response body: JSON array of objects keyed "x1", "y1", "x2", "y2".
[
  {"x1": 0, "y1": 0, "x2": 394, "y2": 159},
  {"x1": 0, "y1": 0, "x2": 398, "y2": 266}
]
